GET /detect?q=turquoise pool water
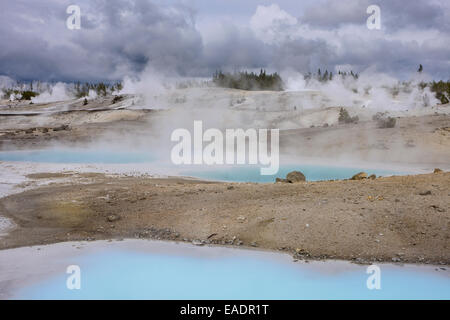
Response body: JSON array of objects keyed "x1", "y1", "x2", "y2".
[
  {"x1": 15, "y1": 249, "x2": 450, "y2": 300},
  {"x1": 0, "y1": 149, "x2": 155, "y2": 164},
  {"x1": 0, "y1": 149, "x2": 405, "y2": 182},
  {"x1": 183, "y1": 165, "x2": 403, "y2": 182}
]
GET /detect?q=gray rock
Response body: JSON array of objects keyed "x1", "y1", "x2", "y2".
[
  {"x1": 192, "y1": 239, "x2": 204, "y2": 246},
  {"x1": 275, "y1": 171, "x2": 306, "y2": 183},
  {"x1": 286, "y1": 171, "x2": 306, "y2": 183}
]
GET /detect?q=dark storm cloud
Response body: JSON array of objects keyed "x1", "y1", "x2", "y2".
[
  {"x1": 271, "y1": 38, "x2": 336, "y2": 72},
  {"x1": 300, "y1": 0, "x2": 369, "y2": 28},
  {"x1": 300, "y1": 0, "x2": 448, "y2": 32},
  {"x1": 202, "y1": 23, "x2": 270, "y2": 71},
  {"x1": 0, "y1": 0, "x2": 203, "y2": 81},
  {"x1": 254, "y1": 1, "x2": 450, "y2": 79},
  {"x1": 0, "y1": 0, "x2": 448, "y2": 81}
]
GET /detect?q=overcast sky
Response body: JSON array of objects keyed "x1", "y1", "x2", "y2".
[{"x1": 0, "y1": 0, "x2": 449, "y2": 82}]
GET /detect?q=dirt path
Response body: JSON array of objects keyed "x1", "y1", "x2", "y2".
[{"x1": 0, "y1": 171, "x2": 448, "y2": 265}]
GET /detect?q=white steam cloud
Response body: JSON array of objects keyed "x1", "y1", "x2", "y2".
[
  {"x1": 31, "y1": 82, "x2": 72, "y2": 104},
  {"x1": 282, "y1": 68, "x2": 439, "y2": 111}
]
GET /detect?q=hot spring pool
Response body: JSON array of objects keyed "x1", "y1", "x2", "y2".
[
  {"x1": 0, "y1": 149, "x2": 155, "y2": 164},
  {"x1": 0, "y1": 149, "x2": 407, "y2": 182},
  {"x1": 4, "y1": 241, "x2": 449, "y2": 300},
  {"x1": 182, "y1": 165, "x2": 405, "y2": 183}
]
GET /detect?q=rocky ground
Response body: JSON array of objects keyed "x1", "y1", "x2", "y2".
[{"x1": 0, "y1": 171, "x2": 448, "y2": 265}]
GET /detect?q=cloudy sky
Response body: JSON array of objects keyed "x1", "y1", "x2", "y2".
[{"x1": 1, "y1": 0, "x2": 449, "y2": 82}]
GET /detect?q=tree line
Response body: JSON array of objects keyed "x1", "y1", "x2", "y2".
[
  {"x1": 1, "y1": 81, "x2": 123, "y2": 100},
  {"x1": 73, "y1": 82, "x2": 123, "y2": 98},
  {"x1": 213, "y1": 70, "x2": 283, "y2": 91},
  {"x1": 304, "y1": 69, "x2": 359, "y2": 82}
]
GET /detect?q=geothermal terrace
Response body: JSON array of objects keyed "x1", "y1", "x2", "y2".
[{"x1": 0, "y1": 87, "x2": 449, "y2": 265}]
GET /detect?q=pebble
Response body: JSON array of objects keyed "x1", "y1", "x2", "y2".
[
  {"x1": 107, "y1": 214, "x2": 120, "y2": 222},
  {"x1": 192, "y1": 239, "x2": 204, "y2": 246}
]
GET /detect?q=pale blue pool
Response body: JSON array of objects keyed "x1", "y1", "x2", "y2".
[
  {"x1": 183, "y1": 165, "x2": 404, "y2": 182},
  {"x1": 0, "y1": 149, "x2": 406, "y2": 182},
  {"x1": 0, "y1": 149, "x2": 155, "y2": 164},
  {"x1": 14, "y1": 249, "x2": 450, "y2": 300}
]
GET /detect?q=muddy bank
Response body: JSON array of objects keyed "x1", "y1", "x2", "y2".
[{"x1": 0, "y1": 171, "x2": 448, "y2": 265}]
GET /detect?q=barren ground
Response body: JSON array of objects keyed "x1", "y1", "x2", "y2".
[{"x1": 0, "y1": 171, "x2": 448, "y2": 265}]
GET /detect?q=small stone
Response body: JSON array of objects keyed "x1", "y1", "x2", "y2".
[
  {"x1": 430, "y1": 205, "x2": 445, "y2": 212},
  {"x1": 192, "y1": 239, "x2": 204, "y2": 246},
  {"x1": 107, "y1": 214, "x2": 120, "y2": 222},
  {"x1": 419, "y1": 190, "x2": 432, "y2": 196}
]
